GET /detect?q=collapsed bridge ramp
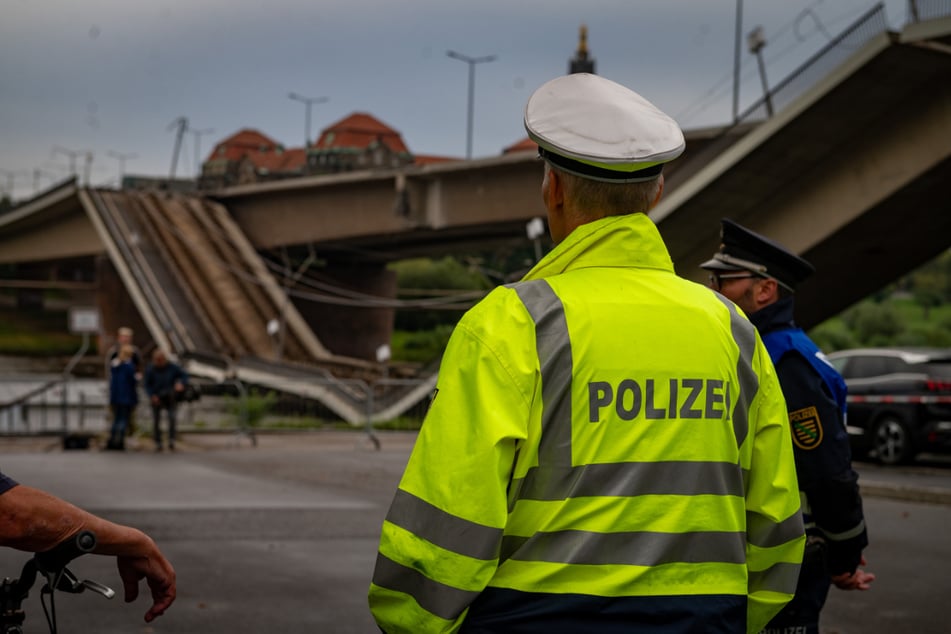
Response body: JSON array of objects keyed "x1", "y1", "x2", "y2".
[
  {"x1": 80, "y1": 188, "x2": 330, "y2": 364},
  {"x1": 206, "y1": 356, "x2": 438, "y2": 425},
  {"x1": 79, "y1": 188, "x2": 433, "y2": 424}
]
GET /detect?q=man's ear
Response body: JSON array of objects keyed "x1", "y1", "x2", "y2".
[
  {"x1": 756, "y1": 278, "x2": 780, "y2": 305},
  {"x1": 543, "y1": 167, "x2": 569, "y2": 243},
  {"x1": 548, "y1": 167, "x2": 565, "y2": 209},
  {"x1": 649, "y1": 174, "x2": 665, "y2": 210}
]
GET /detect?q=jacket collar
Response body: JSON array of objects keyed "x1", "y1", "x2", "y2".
[
  {"x1": 750, "y1": 296, "x2": 798, "y2": 334},
  {"x1": 521, "y1": 213, "x2": 674, "y2": 282}
]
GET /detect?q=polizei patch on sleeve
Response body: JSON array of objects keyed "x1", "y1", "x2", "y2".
[{"x1": 790, "y1": 406, "x2": 823, "y2": 450}]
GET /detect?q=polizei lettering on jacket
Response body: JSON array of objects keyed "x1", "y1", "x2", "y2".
[{"x1": 588, "y1": 378, "x2": 731, "y2": 423}]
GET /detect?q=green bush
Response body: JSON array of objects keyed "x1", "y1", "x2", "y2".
[
  {"x1": 391, "y1": 325, "x2": 454, "y2": 363},
  {"x1": 894, "y1": 323, "x2": 951, "y2": 347},
  {"x1": 227, "y1": 389, "x2": 277, "y2": 428},
  {"x1": 809, "y1": 319, "x2": 857, "y2": 353},
  {"x1": 390, "y1": 257, "x2": 490, "y2": 331},
  {"x1": 841, "y1": 301, "x2": 903, "y2": 345},
  {"x1": 0, "y1": 306, "x2": 96, "y2": 355},
  {"x1": 374, "y1": 416, "x2": 425, "y2": 431}
]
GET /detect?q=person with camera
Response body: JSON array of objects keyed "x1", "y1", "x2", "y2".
[{"x1": 143, "y1": 349, "x2": 189, "y2": 452}]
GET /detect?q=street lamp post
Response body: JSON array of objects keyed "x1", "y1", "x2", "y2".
[
  {"x1": 0, "y1": 169, "x2": 19, "y2": 200},
  {"x1": 446, "y1": 50, "x2": 497, "y2": 160},
  {"x1": 106, "y1": 150, "x2": 138, "y2": 189},
  {"x1": 288, "y1": 92, "x2": 328, "y2": 147},
  {"x1": 82, "y1": 151, "x2": 94, "y2": 186},
  {"x1": 32, "y1": 167, "x2": 62, "y2": 193},
  {"x1": 747, "y1": 26, "x2": 774, "y2": 118},
  {"x1": 52, "y1": 146, "x2": 84, "y2": 180},
  {"x1": 733, "y1": 0, "x2": 743, "y2": 123}
]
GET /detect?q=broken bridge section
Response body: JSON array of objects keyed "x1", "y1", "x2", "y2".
[
  {"x1": 82, "y1": 188, "x2": 330, "y2": 364},
  {"x1": 79, "y1": 188, "x2": 425, "y2": 424}
]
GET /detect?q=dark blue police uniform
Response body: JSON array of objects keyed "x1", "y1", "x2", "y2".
[
  {"x1": 701, "y1": 219, "x2": 869, "y2": 634},
  {"x1": 753, "y1": 297, "x2": 868, "y2": 634},
  {"x1": 0, "y1": 470, "x2": 18, "y2": 495}
]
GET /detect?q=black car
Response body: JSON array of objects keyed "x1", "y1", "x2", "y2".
[{"x1": 826, "y1": 347, "x2": 951, "y2": 465}]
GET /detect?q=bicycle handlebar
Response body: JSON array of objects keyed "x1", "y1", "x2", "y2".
[
  {"x1": 34, "y1": 531, "x2": 96, "y2": 576},
  {"x1": 1, "y1": 530, "x2": 113, "y2": 634}
]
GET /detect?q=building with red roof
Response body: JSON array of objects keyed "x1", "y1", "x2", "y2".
[
  {"x1": 308, "y1": 112, "x2": 415, "y2": 173},
  {"x1": 199, "y1": 114, "x2": 460, "y2": 190},
  {"x1": 201, "y1": 129, "x2": 306, "y2": 189}
]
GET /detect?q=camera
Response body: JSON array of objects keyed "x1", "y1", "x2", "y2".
[{"x1": 174, "y1": 384, "x2": 201, "y2": 403}]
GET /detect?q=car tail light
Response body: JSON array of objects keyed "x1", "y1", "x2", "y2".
[{"x1": 926, "y1": 379, "x2": 951, "y2": 392}]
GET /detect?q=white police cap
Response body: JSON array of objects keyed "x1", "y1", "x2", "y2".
[{"x1": 524, "y1": 73, "x2": 685, "y2": 182}]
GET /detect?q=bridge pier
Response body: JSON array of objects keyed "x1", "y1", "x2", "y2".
[
  {"x1": 95, "y1": 256, "x2": 150, "y2": 363},
  {"x1": 289, "y1": 262, "x2": 396, "y2": 362}
]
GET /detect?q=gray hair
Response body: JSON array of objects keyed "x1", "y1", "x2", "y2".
[{"x1": 554, "y1": 164, "x2": 662, "y2": 217}]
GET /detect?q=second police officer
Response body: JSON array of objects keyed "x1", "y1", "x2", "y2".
[{"x1": 701, "y1": 219, "x2": 875, "y2": 634}]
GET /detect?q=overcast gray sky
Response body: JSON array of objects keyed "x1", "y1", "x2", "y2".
[{"x1": 0, "y1": 0, "x2": 911, "y2": 200}]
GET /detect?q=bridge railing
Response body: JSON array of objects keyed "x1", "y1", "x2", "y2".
[
  {"x1": 739, "y1": 3, "x2": 890, "y2": 124},
  {"x1": 907, "y1": 0, "x2": 951, "y2": 22},
  {"x1": 732, "y1": 0, "x2": 951, "y2": 127},
  {"x1": 669, "y1": 4, "x2": 891, "y2": 189}
]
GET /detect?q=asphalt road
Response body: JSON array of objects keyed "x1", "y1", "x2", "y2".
[{"x1": 0, "y1": 431, "x2": 948, "y2": 633}]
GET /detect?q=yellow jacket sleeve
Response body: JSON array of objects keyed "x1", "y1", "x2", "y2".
[
  {"x1": 369, "y1": 291, "x2": 534, "y2": 633},
  {"x1": 743, "y1": 340, "x2": 806, "y2": 634}
]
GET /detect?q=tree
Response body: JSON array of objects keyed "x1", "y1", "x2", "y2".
[
  {"x1": 390, "y1": 257, "x2": 491, "y2": 331},
  {"x1": 841, "y1": 301, "x2": 903, "y2": 347},
  {"x1": 910, "y1": 250, "x2": 951, "y2": 319}
]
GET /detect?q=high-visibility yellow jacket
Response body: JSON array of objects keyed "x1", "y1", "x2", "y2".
[{"x1": 369, "y1": 213, "x2": 804, "y2": 634}]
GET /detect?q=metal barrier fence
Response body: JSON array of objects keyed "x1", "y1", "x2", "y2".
[
  {"x1": 0, "y1": 378, "x2": 109, "y2": 436},
  {"x1": 186, "y1": 375, "x2": 434, "y2": 448},
  {"x1": 0, "y1": 374, "x2": 432, "y2": 448}
]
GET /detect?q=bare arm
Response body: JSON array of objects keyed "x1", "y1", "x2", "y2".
[{"x1": 0, "y1": 484, "x2": 176, "y2": 622}]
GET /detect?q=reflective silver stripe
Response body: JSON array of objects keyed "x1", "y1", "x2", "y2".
[
  {"x1": 512, "y1": 460, "x2": 745, "y2": 501},
  {"x1": 820, "y1": 518, "x2": 866, "y2": 542},
  {"x1": 748, "y1": 561, "x2": 801, "y2": 595},
  {"x1": 512, "y1": 279, "x2": 574, "y2": 467},
  {"x1": 372, "y1": 553, "x2": 480, "y2": 620},
  {"x1": 747, "y1": 510, "x2": 804, "y2": 549},
  {"x1": 386, "y1": 489, "x2": 503, "y2": 561},
  {"x1": 714, "y1": 294, "x2": 759, "y2": 448},
  {"x1": 500, "y1": 529, "x2": 746, "y2": 566}
]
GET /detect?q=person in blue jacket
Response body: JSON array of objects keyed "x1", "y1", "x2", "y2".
[
  {"x1": 701, "y1": 218, "x2": 876, "y2": 634},
  {"x1": 107, "y1": 344, "x2": 138, "y2": 450},
  {"x1": 143, "y1": 349, "x2": 188, "y2": 452}
]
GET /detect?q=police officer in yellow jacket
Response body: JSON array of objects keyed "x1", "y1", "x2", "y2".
[{"x1": 368, "y1": 73, "x2": 805, "y2": 634}]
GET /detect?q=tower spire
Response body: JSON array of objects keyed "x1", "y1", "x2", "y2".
[{"x1": 569, "y1": 24, "x2": 596, "y2": 74}]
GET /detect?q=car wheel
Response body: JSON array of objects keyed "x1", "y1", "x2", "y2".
[{"x1": 872, "y1": 416, "x2": 915, "y2": 465}]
